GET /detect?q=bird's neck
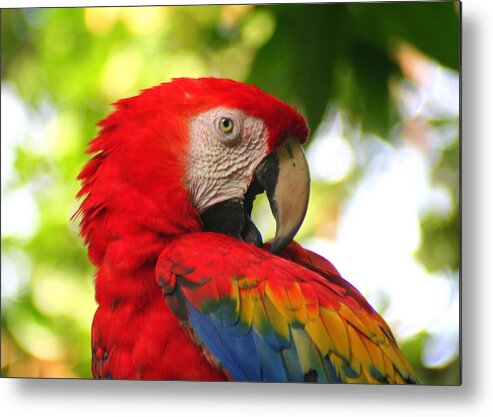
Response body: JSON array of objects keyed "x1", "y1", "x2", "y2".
[
  {"x1": 80, "y1": 187, "x2": 203, "y2": 312},
  {"x1": 82, "y1": 191, "x2": 202, "y2": 262}
]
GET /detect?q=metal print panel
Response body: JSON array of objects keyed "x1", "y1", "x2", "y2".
[{"x1": 1, "y1": 1, "x2": 460, "y2": 385}]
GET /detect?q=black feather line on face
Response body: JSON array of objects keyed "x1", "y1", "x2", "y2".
[{"x1": 200, "y1": 176, "x2": 265, "y2": 248}]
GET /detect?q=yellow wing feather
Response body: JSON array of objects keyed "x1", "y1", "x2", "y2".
[{"x1": 319, "y1": 307, "x2": 351, "y2": 359}]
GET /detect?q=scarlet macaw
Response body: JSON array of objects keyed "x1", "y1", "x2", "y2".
[{"x1": 76, "y1": 78, "x2": 417, "y2": 383}]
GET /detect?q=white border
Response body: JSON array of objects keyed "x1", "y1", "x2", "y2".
[{"x1": 2, "y1": 0, "x2": 492, "y2": 416}]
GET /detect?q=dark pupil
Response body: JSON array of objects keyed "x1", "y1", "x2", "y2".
[{"x1": 222, "y1": 118, "x2": 231, "y2": 129}]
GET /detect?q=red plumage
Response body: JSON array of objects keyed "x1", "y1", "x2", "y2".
[
  {"x1": 77, "y1": 78, "x2": 307, "y2": 380},
  {"x1": 76, "y1": 78, "x2": 415, "y2": 382}
]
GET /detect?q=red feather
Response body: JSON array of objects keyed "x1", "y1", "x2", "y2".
[{"x1": 76, "y1": 78, "x2": 414, "y2": 382}]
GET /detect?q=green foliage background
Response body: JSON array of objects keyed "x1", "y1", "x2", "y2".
[{"x1": 1, "y1": 3, "x2": 459, "y2": 383}]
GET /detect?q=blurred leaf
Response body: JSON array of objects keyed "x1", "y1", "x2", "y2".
[
  {"x1": 343, "y1": 42, "x2": 400, "y2": 136},
  {"x1": 248, "y1": 4, "x2": 348, "y2": 131},
  {"x1": 362, "y1": 1, "x2": 460, "y2": 71},
  {"x1": 416, "y1": 210, "x2": 459, "y2": 272},
  {"x1": 400, "y1": 333, "x2": 460, "y2": 385},
  {"x1": 249, "y1": 2, "x2": 458, "y2": 137},
  {"x1": 417, "y1": 136, "x2": 459, "y2": 273}
]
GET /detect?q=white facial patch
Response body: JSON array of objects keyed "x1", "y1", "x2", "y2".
[{"x1": 187, "y1": 107, "x2": 269, "y2": 213}]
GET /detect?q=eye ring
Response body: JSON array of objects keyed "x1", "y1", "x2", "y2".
[
  {"x1": 214, "y1": 113, "x2": 242, "y2": 145},
  {"x1": 218, "y1": 117, "x2": 234, "y2": 134}
]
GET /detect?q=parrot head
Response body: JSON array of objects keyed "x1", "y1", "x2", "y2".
[{"x1": 77, "y1": 78, "x2": 310, "y2": 263}]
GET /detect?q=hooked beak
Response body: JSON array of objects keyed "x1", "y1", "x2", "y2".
[
  {"x1": 200, "y1": 140, "x2": 310, "y2": 254},
  {"x1": 255, "y1": 141, "x2": 310, "y2": 253}
]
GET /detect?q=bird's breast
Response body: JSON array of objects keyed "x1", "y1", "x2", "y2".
[{"x1": 91, "y1": 267, "x2": 226, "y2": 381}]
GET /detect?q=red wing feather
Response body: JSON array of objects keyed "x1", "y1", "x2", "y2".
[{"x1": 156, "y1": 232, "x2": 417, "y2": 383}]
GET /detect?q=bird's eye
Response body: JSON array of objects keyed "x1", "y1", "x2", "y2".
[
  {"x1": 213, "y1": 112, "x2": 242, "y2": 145},
  {"x1": 218, "y1": 117, "x2": 234, "y2": 134}
]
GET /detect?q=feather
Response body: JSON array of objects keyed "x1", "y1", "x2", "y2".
[
  {"x1": 360, "y1": 333, "x2": 386, "y2": 380},
  {"x1": 81, "y1": 78, "x2": 417, "y2": 382},
  {"x1": 304, "y1": 317, "x2": 333, "y2": 356},
  {"x1": 252, "y1": 331, "x2": 289, "y2": 381},
  {"x1": 262, "y1": 289, "x2": 292, "y2": 346},
  {"x1": 155, "y1": 231, "x2": 417, "y2": 384},
  {"x1": 253, "y1": 294, "x2": 290, "y2": 351},
  {"x1": 320, "y1": 307, "x2": 351, "y2": 359}
]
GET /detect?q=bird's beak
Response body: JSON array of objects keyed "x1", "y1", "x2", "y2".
[
  {"x1": 200, "y1": 139, "x2": 310, "y2": 254},
  {"x1": 255, "y1": 140, "x2": 310, "y2": 253}
]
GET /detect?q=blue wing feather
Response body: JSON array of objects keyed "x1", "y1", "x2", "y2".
[
  {"x1": 157, "y1": 234, "x2": 417, "y2": 384},
  {"x1": 186, "y1": 291, "x2": 345, "y2": 382},
  {"x1": 187, "y1": 300, "x2": 261, "y2": 381}
]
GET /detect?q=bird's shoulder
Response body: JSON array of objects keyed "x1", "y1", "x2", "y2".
[{"x1": 155, "y1": 232, "x2": 417, "y2": 383}]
